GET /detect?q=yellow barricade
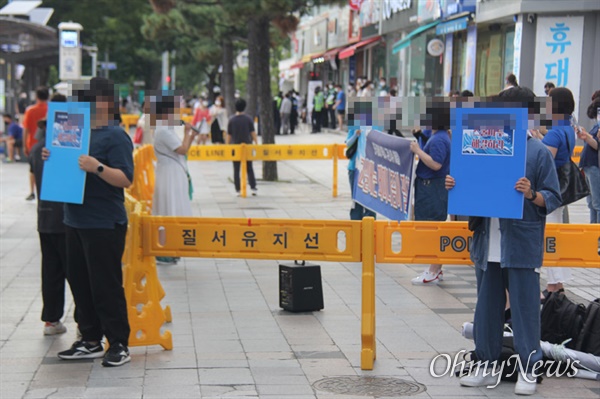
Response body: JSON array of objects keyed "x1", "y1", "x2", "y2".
[
  {"x1": 121, "y1": 114, "x2": 139, "y2": 131},
  {"x1": 572, "y1": 145, "x2": 583, "y2": 164},
  {"x1": 246, "y1": 144, "x2": 335, "y2": 161},
  {"x1": 375, "y1": 221, "x2": 600, "y2": 268},
  {"x1": 187, "y1": 144, "x2": 241, "y2": 161},
  {"x1": 141, "y1": 216, "x2": 362, "y2": 263}
]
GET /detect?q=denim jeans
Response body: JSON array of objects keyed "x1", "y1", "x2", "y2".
[
  {"x1": 348, "y1": 169, "x2": 376, "y2": 220},
  {"x1": 414, "y1": 177, "x2": 448, "y2": 221},
  {"x1": 583, "y1": 165, "x2": 600, "y2": 223}
]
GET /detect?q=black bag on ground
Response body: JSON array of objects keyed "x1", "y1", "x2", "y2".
[
  {"x1": 540, "y1": 291, "x2": 586, "y2": 349},
  {"x1": 575, "y1": 299, "x2": 600, "y2": 355}
]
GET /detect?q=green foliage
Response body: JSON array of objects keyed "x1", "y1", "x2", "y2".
[{"x1": 235, "y1": 66, "x2": 248, "y2": 98}]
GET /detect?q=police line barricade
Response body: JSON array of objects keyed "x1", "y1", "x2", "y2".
[
  {"x1": 127, "y1": 145, "x2": 156, "y2": 210},
  {"x1": 187, "y1": 143, "x2": 346, "y2": 198},
  {"x1": 374, "y1": 221, "x2": 600, "y2": 267},
  {"x1": 122, "y1": 196, "x2": 172, "y2": 350}
]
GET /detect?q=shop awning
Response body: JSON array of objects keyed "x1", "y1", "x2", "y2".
[
  {"x1": 436, "y1": 16, "x2": 469, "y2": 35},
  {"x1": 339, "y1": 36, "x2": 381, "y2": 60},
  {"x1": 289, "y1": 61, "x2": 305, "y2": 70},
  {"x1": 392, "y1": 20, "x2": 441, "y2": 54},
  {"x1": 323, "y1": 47, "x2": 342, "y2": 61},
  {"x1": 300, "y1": 52, "x2": 323, "y2": 63}
]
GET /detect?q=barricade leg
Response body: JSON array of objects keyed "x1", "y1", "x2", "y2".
[
  {"x1": 361, "y1": 216, "x2": 376, "y2": 370},
  {"x1": 333, "y1": 144, "x2": 338, "y2": 198}
]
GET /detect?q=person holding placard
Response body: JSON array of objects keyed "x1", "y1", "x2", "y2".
[
  {"x1": 46, "y1": 77, "x2": 134, "y2": 368},
  {"x1": 447, "y1": 87, "x2": 562, "y2": 395}
]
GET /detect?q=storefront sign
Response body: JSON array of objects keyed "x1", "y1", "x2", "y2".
[
  {"x1": 435, "y1": 16, "x2": 469, "y2": 35},
  {"x1": 533, "y1": 16, "x2": 583, "y2": 115},
  {"x1": 512, "y1": 17, "x2": 522, "y2": 80},
  {"x1": 349, "y1": 0, "x2": 364, "y2": 11},
  {"x1": 418, "y1": 0, "x2": 442, "y2": 22},
  {"x1": 360, "y1": 0, "x2": 380, "y2": 28},
  {"x1": 427, "y1": 38, "x2": 445, "y2": 56},
  {"x1": 382, "y1": 0, "x2": 412, "y2": 20}
]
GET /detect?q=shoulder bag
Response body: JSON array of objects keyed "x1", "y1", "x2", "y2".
[{"x1": 557, "y1": 130, "x2": 589, "y2": 206}]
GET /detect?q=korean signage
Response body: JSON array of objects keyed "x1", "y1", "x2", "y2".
[
  {"x1": 418, "y1": 0, "x2": 444, "y2": 23},
  {"x1": 533, "y1": 16, "x2": 583, "y2": 114},
  {"x1": 359, "y1": 1, "x2": 380, "y2": 28},
  {"x1": 354, "y1": 130, "x2": 415, "y2": 221},
  {"x1": 436, "y1": 16, "x2": 468, "y2": 35},
  {"x1": 382, "y1": 0, "x2": 412, "y2": 21}
]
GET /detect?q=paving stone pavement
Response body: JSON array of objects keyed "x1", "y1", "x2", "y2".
[{"x1": 1, "y1": 128, "x2": 599, "y2": 399}]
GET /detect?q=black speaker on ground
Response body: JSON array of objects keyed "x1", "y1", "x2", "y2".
[{"x1": 279, "y1": 261, "x2": 324, "y2": 312}]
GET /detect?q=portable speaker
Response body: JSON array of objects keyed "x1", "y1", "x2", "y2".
[{"x1": 279, "y1": 261, "x2": 324, "y2": 312}]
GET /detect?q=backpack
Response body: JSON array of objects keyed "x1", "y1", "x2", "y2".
[
  {"x1": 540, "y1": 291, "x2": 586, "y2": 349},
  {"x1": 575, "y1": 299, "x2": 600, "y2": 355}
]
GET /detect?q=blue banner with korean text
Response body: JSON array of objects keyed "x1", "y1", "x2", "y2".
[
  {"x1": 41, "y1": 102, "x2": 91, "y2": 204},
  {"x1": 448, "y1": 107, "x2": 528, "y2": 219},
  {"x1": 353, "y1": 129, "x2": 415, "y2": 221}
]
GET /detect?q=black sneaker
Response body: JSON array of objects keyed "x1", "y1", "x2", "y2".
[
  {"x1": 26, "y1": 193, "x2": 35, "y2": 201},
  {"x1": 102, "y1": 343, "x2": 131, "y2": 367},
  {"x1": 58, "y1": 340, "x2": 104, "y2": 360}
]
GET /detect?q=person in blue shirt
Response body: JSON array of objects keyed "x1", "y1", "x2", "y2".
[
  {"x1": 409, "y1": 98, "x2": 451, "y2": 285},
  {"x1": 447, "y1": 87, "x2": 561, "y2": 395},
  {"x1": 44, "y1": 77, "x2": 134, "y2": 367},
  {"x1": 2, "y1": 113, "x2": 23, "y2": 162},
  {"x1": 541, "y1": 87, "x2": 577, "y2": 295},
  {"x1": 577, "y1": 95, "x2": 600, "y2": 223},
  {"x1": 333, "y1": 84, "x2": 345, "y2": 131}
]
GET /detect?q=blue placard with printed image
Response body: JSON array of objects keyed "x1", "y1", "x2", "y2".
[
  {"x1": 41, "y1": 102, "x2": 91, "y2": 204},
  {"x1": 448, "y1": 107, "x2": 528, "y2": 219}
]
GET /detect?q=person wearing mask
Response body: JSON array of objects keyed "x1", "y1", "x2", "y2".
[
  {"x1": 23, "y1": 86, "x2": 49, "y2": 200},
  {"x1": 192, "y1": 98, "x2": 211, "y2": 145},
  {"x1": 449, "y1": 86, "x2": 561, "y2": 395},
  {"x1": 409, "y1": 98, "x2": 451, "y2": 285},
  {"x1": 46, "y1": 77, "x2": 133, "y2": 367},
  {"x1": 209, "y1": 95, "x2": 228, "y2": 144},
  {"x1": 152, "y1": 94, "x2": 199, "y2": 265},
  {"x1": 577, "y1": 93, "x2": 600, "y2": 223},
  {"x1": 333, "y1": 84, "x2": 346, "y2": 131},
  {"x1": 361, "y1": 81, "x2": 374, "y2": 97},
  {"x1": 280, "y1": 92, "x2": 292, "y2": 135},
  {"x1": 378, "y1": 78, "x2": 390, "y2": 96},
  {"x1": 227, "y1": 99, "x2": 258, "y2": 196},
  {"x1": 541, "y1": 87, "x2": 577, "y2": 296},
  {"x1": 312, "y1": 86, "x2": 324, "y2": 133}
]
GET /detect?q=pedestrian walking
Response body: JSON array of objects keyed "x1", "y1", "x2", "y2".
[
  {"x1": 290, "y1": 91, "x2": 299, "y2": 134},
  {"x1": 312, "y1": 86, "x2": 324, "y2": 133},
  {"x1": 280, "y1": 92, "x2": 292, "y2": 135},
  {"x1": 227, "y1": 99, "x2": 258, "y2": 196},
  {"x1": 192, "y1": 98, "x2": 211, "y2": 145},
  {"x1": 48, "y1": 77, "x2": 134, "y2": 367},
  {"x1": 209, "y1": 95, "x2": 228, "y2": 144},
  {"x1": 333, "y1": 84, "x2": 345, "y2": 131}
]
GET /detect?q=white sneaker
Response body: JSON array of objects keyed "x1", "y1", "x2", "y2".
[
  {"x1": 514, "y1": 372, "x2": 536, "y2": 395},
  {"x1": 44, "y1": 321, "x2": 67, "y2": 335},
  {"x1": 411, "y1": 269, "x2": 443, "y2": 285},
  {"x1": 251, "y1": 188, "x2": 258, "y2": 196},
  {"x1": 460, "y1": 367, "x2": 499, "y2": 387}
]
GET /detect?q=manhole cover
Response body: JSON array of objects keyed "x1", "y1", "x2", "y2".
[{"x1": 313, "y1": 376, "x2": 426, "y2": 397}]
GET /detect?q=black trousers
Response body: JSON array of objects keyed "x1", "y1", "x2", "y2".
[
  {"x1": 66, "y1": 224, "x2": 130, "y2": 346},
  {"x1": 233, "y1": 161, "x2": 257, "y2": 192},
  {"x1": 328, "y1": 108, "x2": 337, "y2": 129},
  {"x1": 39, "y1": 233, "x2": 68, "y2": 322}
]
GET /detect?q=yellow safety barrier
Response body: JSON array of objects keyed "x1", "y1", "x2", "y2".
[
  {"x1": 141, "y1": 216, "x2": 362, "y2": 262},
  {"x1": 375, "y1": 221, "x2": 600, "y2": 268},
  {"x1": 572, "y1": 145, "x2": 583, "y2": 164},
  {"x1": 127, "y1": 145, "x2": 156, "y2": 210},
  {"x1": 121, "y1": 114, "x2": 140, "y2": 131}
]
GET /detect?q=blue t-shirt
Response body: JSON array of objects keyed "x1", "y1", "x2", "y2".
[
  {"x1": 64, "y1": 126, "x2": 134, "y2": 229},
  {"x1": 416, "y1": 130, "x2": 451, "y2": 179},
  {"x1": 579, "y1": 124, "x2": 599, "y2": 168},
  {"x1": 336, "y1": 91, "x2": 346, "y2": 111},
  {"x1": 7, "y1": 122, "x2": 23, "y2": 140},
  {"x1": 542, "y1": 122, "x2": 576, "y2": 169}
]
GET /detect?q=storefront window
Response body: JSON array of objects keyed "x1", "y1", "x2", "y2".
[
  {"x1": 451, "y1": 32, "x2": 467, "y2": 92},
  {"x1": 409, "y1": 33, "x2": 444, "y2": 96},
  {"x1": 476, "y1": 27, "x2": 515, "y2": 96}
]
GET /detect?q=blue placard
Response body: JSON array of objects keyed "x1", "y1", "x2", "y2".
[
  {"x1": 41, "y1": 102, "x2": 91, "y2": 204},
  {"x1": 448, "y1": 107, "x2": 528, "y2": 219},
  {"x1": 353, "y1": 129, "x2": 415, "y2": 221}
]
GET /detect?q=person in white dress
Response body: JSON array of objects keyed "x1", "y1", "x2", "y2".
[{"x1": 151, "y1": 95, "x2": 199, "y2": 264}]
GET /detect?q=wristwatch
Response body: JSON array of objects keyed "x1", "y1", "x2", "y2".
[
  {"x1": 96, "y1": 163, "x2": 105, "y2": 175},
  {"x1": 527, "y1": 189, "x2": 537, "y2": 201}
]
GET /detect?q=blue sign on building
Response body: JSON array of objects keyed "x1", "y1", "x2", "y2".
[{"x1": 436, "y1": 16, "x2": 469, "y2": 35}]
